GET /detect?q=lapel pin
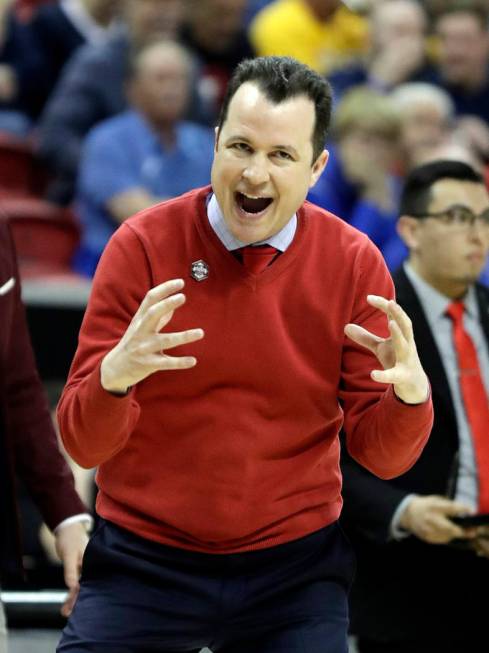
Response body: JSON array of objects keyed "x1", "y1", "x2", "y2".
[{"x1": 190, "y1": 259, "x2": 209, "y2": 282}]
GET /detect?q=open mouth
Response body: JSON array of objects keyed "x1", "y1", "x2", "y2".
[{"x1": 235, "y1": 192, "x2": 273, "y2": 215}]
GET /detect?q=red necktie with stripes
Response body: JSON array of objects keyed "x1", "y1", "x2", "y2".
[
  {"x1": 240, "y1": 245, "x2": 279, "y2": 274},
  {"x1": 446, "y1": 300, "x2": 489, "y2": 512}
]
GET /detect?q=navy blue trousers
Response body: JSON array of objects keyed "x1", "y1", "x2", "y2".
[{"x1": 58, "y1": 519, "x2": 355, "y2": 652}]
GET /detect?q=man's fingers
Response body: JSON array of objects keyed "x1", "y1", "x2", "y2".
[
  {"x1": 344, "y1": 323, "x2": 384, "y2": 352},
  {"x1": 140, "y1": 293, "x2": 187, "y2": 333},
  {"x1": 140, "y1": 329, "x2": 205, "y2": 354},
  {"x1": 137, "y1": 279, "x2": 185, "y2": 317},
  {"x1": 385, "y1": 300, "x2": 413, "y2": 342},
  {"x1": 389, "y1": 319, "x2": 408, "y2": 356},
  {"x1": 367, "y1": 295, "x2": 413, "y2": 343},
  {"x1": 370, "y1": 368, "x2": 399, "y2": 384},
  {"x1": 62, "y1": 552, "x2": 80, "y2": 591},
  {"x1": 149, "y1": 354, "x2": 199, "y2": 370},
  {"x1": 61, "y1": 585, "x2": 79, "y2": 618},
  {"x1": 366, "y1": 294, "x2": 390, "y2": 313}
]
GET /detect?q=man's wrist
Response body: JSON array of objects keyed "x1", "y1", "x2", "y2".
[
  {"x1": 54, "y1": 514, "x2": 94, "y2": 535},
  {"x1": 394, "y1": 376, "x2": 430, "y2": 405},
  {"x1": 391, "y1": 494, "x2": 418, "y2": 538},
  {"x1": 100, "y1": 356, "x2": 130, "y2": 395}
]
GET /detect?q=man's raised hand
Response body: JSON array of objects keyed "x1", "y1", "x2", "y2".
[
  {"x1": 100, "y1": 279, "x2": 204, "y2": 394},
  {"x1": 344, "y1": 294, "x2": 429, "y2": 404}
]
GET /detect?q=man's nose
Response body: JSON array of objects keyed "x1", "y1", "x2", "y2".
[{"x1": 242, "y1": 155, "x2": 270, "y2": 185}]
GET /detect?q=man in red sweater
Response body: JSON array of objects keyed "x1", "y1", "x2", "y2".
[{"x1": 57, "y1": 56, "x2": 434, "y2": 652}]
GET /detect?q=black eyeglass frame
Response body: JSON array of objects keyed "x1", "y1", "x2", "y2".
[{"x1": 410, "y1": 204, "x2": 489, "y2": 228}]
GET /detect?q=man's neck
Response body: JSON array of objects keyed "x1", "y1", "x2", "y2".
[
  {"x1": 154, "y1": 122, "x2": 177, "y2": 149},
  {"x1": 81, "y1": 0, "x2": 114, "y2": 27},
  {"x1": 409, "y1": 258, "x2": 470, "y2": 300}
]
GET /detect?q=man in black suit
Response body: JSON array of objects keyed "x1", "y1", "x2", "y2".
[{"x1": 341, "y1": 160, "x2": 489, "y2": 653}]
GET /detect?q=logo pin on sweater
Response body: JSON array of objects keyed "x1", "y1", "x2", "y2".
[{"x1": 190, "y1": 259, "x2": 209, "y2": 282}]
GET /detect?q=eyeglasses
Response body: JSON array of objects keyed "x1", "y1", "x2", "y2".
[{"x1": 412, "y1": 205, "x2": 489, "y2": 230}]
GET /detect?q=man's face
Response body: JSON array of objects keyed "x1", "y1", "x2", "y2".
[
  {"x1": 126, "y1": 0, "x2": 184, "y2": 43},
  {"x1": 131, "y1": 47, "x2": 190, "y2": 126},
  {"x1": 436, "y1": 12, "x2": 489, "y2": 86},
  {"x1": 211, "y1": 82, "x2": 328, "y2": 244},
  {"x1": 190, "y1": 0, "x2": 247, "y2": 51},
  {"x1": 400, "y1": 103, "x2": 450, "y2": 162},
  {"x1": 408, "y1": 179, "x2": 489, "y2": 290},
  {"x1": 373, "y1": 2, "x2": 425, "y2": 51}
]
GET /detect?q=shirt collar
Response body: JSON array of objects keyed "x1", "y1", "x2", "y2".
[
  {"x1": 207, "y1": 193, "x2": 297, "y2": 252},
  {"x1": 404, "y1": 261, "x2": 479, "y2": 320}
]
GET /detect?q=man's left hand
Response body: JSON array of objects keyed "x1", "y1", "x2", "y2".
[
  {"x1": 55, "y1": 522, "x2": 90, "y2": 617},
  {"x1": 344, "y1": 294, "x2": 429, "y2": 404}
]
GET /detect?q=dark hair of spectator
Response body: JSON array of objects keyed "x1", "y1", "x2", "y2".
[
  {"x1": 217, "y1": 56, "x2": 333, "y2": 163},
  {"x1": 400, "y1": 160, "x2": 484, "y2": 217},
  {"x1": 432, "y1": 0, "x2": 489, "y2": 28}
]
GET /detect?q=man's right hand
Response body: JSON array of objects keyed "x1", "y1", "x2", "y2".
[
  {"x1": 100, "y1": 279, "x2": 204, "y2": 394},
  {"x1": 399, "y1": 495, "x2": 477, "y2": 544}
]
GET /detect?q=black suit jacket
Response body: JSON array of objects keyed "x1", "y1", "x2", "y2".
[
  {"x1": 340, "y1": 266, "x2": 489, "y2": 644},
  {"x1": 0, "y1": 221, "x2": 86, "y2": 578}
]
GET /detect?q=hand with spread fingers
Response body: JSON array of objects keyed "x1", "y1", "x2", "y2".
[
  {"x1": 100, "y1": 278, "x2": 204, "y2": 395},
  {"x1": 344, "y1": 294, "x2": 429, "y2": 404}
]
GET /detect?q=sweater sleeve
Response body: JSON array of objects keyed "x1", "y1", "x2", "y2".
[
  {"x1": 57, "y1": 224, "x2": 151, "y2": 468},
  {"x1": 3, "y1": 225, "x2": 86, "y2": 529},
  {"x1": 339, "y1": 238, "x2": 433, "y2": 480}
]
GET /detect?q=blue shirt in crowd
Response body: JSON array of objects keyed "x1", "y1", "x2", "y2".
[
  {"x1": 74, "y1": 110, "x2": 215, "y2": 276},
  {"x1": 307, "y1": 147, "x2": 408, "y2": 272}
]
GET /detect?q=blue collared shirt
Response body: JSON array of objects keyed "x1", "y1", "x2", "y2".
[{"x1": 75, "y1": 110, "x2": 215, "y2": 275}]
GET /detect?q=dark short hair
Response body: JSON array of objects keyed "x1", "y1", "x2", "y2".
[
  {"x1": 399, "y1": 159, "x2": 485, "y2": 217},
  {"x1": 217, "y1": 56, "x2": 333, "y2": 163}
]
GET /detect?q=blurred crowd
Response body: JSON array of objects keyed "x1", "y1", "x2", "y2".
[{"x1": 0, "y1": 0, "x2": 487, "y2": 281}]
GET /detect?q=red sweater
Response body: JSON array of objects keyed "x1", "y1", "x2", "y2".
[{"x1": 58, "y1": 187, "x2": 433, "y2": 553}]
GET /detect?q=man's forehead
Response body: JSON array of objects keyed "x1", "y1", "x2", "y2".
[
  {"x1": 429, "y1": 178, "x2": 488, "y2": 207},
  {"x1": 223, "y1": 82, "x2": 316, "y2": 138}
]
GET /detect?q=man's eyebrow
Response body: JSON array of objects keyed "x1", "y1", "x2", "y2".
[{"x1": 224, "y1": 135, "x2": 299, "y2": 157}]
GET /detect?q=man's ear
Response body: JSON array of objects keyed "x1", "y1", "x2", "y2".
[
  {"x1": 214, "y1": 126, "x2": 220, "y2": 152},
  {"x1": 397, "y1": 215, "x2": 421, "y2": 249},
  {"x1": 309, "y1": 149, "x2": 329, "y2": 188}
]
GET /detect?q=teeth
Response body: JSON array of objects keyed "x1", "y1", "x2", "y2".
[{"x1": 241, "y1": 192, "x2": 268, "y2": 200}]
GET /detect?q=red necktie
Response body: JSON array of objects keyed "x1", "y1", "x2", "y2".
[
  {"x1": 446, "y1": 301, "x2": 489, "y2": 512},
  {"x1": 240, "y1": 245, "x2": 279, "y2": 274}
]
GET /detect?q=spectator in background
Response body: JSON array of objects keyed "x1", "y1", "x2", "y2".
[
  {"x1": 0, "y1": 219, "x2": 91, "y2": 649},
  {"x1": 0, "y1": 0, "x2": 37, "y2": 133},
  {"x1": 308, "y1": 86, "x2": 405, "y2": 270},
  {"x1": 73, "y1": 40, "x2": 214, "y2": 277},
  {"x1": 249, "y1": 0, "x2": 368, "y2": 76},
  {"x1": 25, "y1": 0, "x2": 122, "y2": 119},
  {"x1": 181, "y1": 0, "x2": 254, "y2": 119},
  {"x1": 37, "y1": 0, "x2": 209, "y2": 206},
  {"x1": 341, "y1": 160, "x2": 489, "y2": 653},
  {"x1": 432, "y1": 1, "x2": 489, "y2": 126},
  {"x1": 390, "y1": 82, "x2": 455, "y2": 170},
  {"x1": 329, "y1": 0, "x2": 437, "y2": 101}
]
